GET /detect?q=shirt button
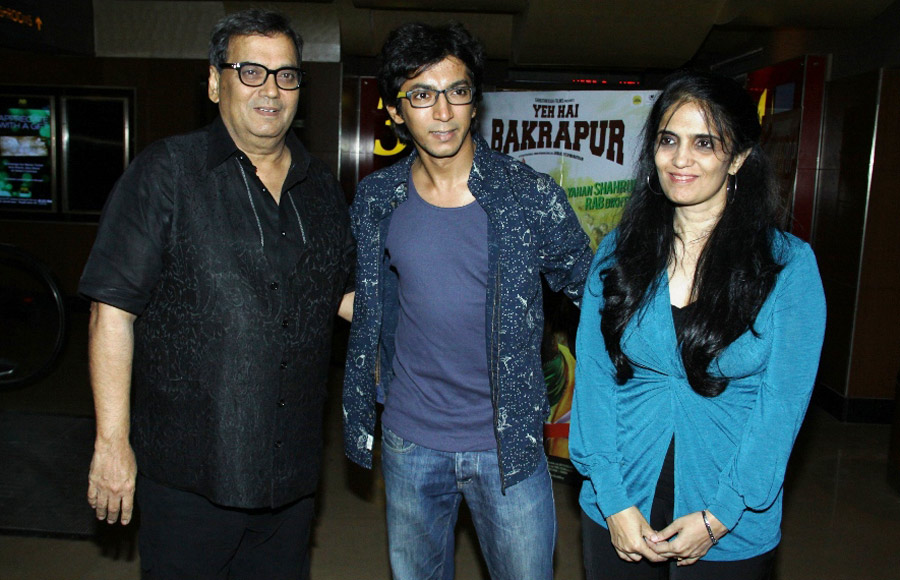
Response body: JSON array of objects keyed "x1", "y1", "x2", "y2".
[
  {"x1": 280, "y1": 361, "x2": 288, "y2": 369},
  {"x1": 282, "y1": 318, "x2": 289, "y2": 328},
  {"x1": 281, "y1": 231, "x2": 287, "y2": 237},
  {"x1": 270, "y1": 281, "x2": 279, "y2": 290},
  {"x1": 277, "y1": 399, "x2": 286, "y2": 408},
  {"x1": 274, "y1": 440, "x2": 283, "y2": 449}
]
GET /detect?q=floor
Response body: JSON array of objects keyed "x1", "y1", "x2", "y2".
[{"x1": 1, "y1": 313, "x2": 898, "y2": 579}]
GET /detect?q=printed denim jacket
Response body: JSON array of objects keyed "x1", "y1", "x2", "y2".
[{"x1": 342, "y1": 133, "x2": 593, "y2": 490}]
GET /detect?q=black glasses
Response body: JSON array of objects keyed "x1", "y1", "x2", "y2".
[
  {"x1": 219, "y1": 62, "x2": 303, "y2": 90},
  {"x1": 396, "y1": 86, "x2": 476, "y2": 108}
]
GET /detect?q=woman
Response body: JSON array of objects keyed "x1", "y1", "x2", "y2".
[{"x1": 570, "y1": 69, "x2": 826, "y2": 580}]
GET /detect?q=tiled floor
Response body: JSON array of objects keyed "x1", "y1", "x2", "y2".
[{"x1": 1, "y1": 315, "x2": 898, "y2": 579}]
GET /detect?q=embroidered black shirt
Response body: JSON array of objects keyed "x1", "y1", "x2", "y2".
[{"x1": 80, "y1": 118, "x2": 355, "y2": 508}]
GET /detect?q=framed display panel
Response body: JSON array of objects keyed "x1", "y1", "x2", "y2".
[
  {"x1": 0, "y1": 94, "x2": 55, "y2": 211},
  {"x1": 0, "y1": 85, "x2": 134, "y2": 220},
  {"x1": 61, "y1": 96, "x2": 130, "y2": 213}
]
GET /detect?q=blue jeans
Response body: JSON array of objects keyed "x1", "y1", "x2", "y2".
[{"x1": 381, "y1": 426, "x2": 556, "y2": 580}]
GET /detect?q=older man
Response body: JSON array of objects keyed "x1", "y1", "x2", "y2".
[{"x1": 79, "y1": 9, "x2": 354, "y2": 579}]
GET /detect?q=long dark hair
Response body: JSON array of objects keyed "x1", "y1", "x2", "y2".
[{"x1": 600, "y1": 69, "x2": 785, "y2": 397}]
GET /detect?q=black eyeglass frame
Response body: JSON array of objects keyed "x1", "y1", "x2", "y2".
[
  {"x1": 218, "y1": 62, "x2": 304, "y2": 90},
  {"x1": 396, "y1": 86, "x2": 476, "y2": 108}
]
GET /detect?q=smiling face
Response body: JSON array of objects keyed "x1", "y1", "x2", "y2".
[
  {"x1": 654, "y1": 100, "x2": 748, "y2": 214},
  {"x1": 208, "y1": 33, "x2": 299, "y2": 154},
  {"x1": 385, "y1": 56, "x2": 477, "y2": 163}
]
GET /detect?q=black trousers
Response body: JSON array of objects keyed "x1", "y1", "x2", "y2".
[
  {"x1": 136, "y1": 474, "x2": 315, "y2": 580},
  {"x1": 582, "y1": 440, "x2": 776, "y2": 580}
]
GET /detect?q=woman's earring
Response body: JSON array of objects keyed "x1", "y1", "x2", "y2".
[
  {"x1": 726, "y1": 173, "x2": 738, "y2": 200},
  {"x1": 646, "y1": 173, "x2": 663, "y2": 195}
]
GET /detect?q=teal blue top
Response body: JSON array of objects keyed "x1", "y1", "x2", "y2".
[{"x1": 570, "y1": 231, "x2": 826, "y2": 561}]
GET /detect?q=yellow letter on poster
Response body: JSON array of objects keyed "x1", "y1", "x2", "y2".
[{"x1": 374, "y1": 98, "x2": 406, "y2": 156}]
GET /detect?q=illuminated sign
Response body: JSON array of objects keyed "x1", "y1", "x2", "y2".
[
  {"x1": 0, "y1": 5, "x2": 42, "y2": 31},
  {"x1": 0, "y1": 94, "x2": 53, "y2": 210},
  {"x1": 0, "y1": 1, "x2": 93, "y2": 55}
]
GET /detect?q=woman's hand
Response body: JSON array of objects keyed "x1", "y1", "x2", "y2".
[
  {"x1": 606, "y1": 506, "x2": 668, "y2": 563},
  {"x1": 647, "y1": 510, "x2": 728, "y2": 566}
]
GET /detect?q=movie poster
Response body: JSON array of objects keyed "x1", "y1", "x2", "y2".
[
  {"x1": 481, "y1": 90, "x2": 657, "y2": 250},
  {"x1": 0, "y1": 95, "x2": 53, "y2": 209},
  {"x1": 479, "y1": 90, "x2": 656, "y2": 480}
]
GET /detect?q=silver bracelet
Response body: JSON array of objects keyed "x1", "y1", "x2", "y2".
[{"x1": 701, "y1": 510, "x2": 718, "y2": 545}]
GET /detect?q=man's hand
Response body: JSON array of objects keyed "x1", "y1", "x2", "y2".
[
  {"x1": 605, "y1": 506, "x2": 668, "y2": 563},
  {"x1": 338, "y1": 291, "x2": 355, "y2": 322},
  {"x1": 87, "y1": 301, "x2": 138, "y2": 525},
  {"x1": 87, "y1": 438, "x2": 137, "y2": 524}
]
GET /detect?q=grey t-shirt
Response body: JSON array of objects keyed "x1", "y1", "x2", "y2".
[{"x1": 381, "y1": 176, "x2": 495, "y2": 452}]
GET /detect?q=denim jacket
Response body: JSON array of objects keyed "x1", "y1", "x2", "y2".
[{"x1": 342, "y1": 134, "x2": 593, "y2": 490}]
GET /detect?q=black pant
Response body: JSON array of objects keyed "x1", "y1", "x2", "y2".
[
  {"x1": 136, "y1": 474, "x2": 315, "y2": 580},
  {"x1": 582, "y1": 439, "x2": 776, "y2": 580}
]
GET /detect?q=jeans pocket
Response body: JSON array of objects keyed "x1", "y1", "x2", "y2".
[{"x1": 382, "y1": 426, "x2": 417, "y2": 454}]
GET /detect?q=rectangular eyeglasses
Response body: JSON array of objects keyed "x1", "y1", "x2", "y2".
[
  {"x1": 219, "y1": 62, "x2": 303, "y2": 90},
  {"x1": 396, "y1": 86, "x2": 476, "y2": 108}
]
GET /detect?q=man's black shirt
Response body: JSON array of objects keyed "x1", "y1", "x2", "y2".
[{"x1": 80, "y1": 118, "x2": 355, "y2": 508}]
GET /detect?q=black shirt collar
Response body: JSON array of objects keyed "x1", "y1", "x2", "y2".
[{"x1": 205, "y1": 116, "x2": 311, "y2": 185}]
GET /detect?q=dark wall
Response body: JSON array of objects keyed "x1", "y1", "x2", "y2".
[
  {"x1": 850, "y1": 69, "x2": 900, "y2": 401},
  {"x1": 813, "y1": 68, "x2": 900, "y2": 420},
  {"x1": 814, "y1": 71, "x2": 880, "y2": 401},
  {"x1": 0, "y1": 49, "x2": 341, "y2": 158},
  {"x1": 0, "y1": 50, "x2": 214, "y2": 296},
  {"x1": 0, "y1": 49, "x2": 342, "y2": 296},
  {"x1": 1, "y1": 49, "x2": 213, "y2": 151}
]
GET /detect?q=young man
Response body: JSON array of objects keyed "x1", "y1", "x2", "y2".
[
  {"x1": 80, "y1": 9, "x2": 354, "y2": 579},
  {"x1": 343, "y1": 22, "x2": 592, "y2": 580}
]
